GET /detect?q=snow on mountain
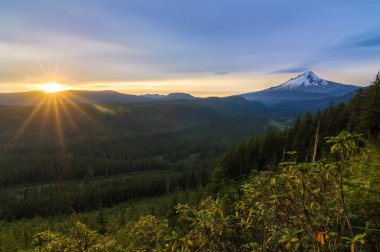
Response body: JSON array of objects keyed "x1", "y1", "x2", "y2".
[{"x1": 272, "y1": 71, "x2": 329, "y2": 90}]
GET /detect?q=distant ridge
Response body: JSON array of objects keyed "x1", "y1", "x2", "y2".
[
  {"x1": 0, "y1": 72, "x2": 361, "y2": 115},
  {"x1": 163, "y1": 92, "x2": 196, "y2": 101},
  {"x1": 0, "y1": 90, "x2": 197, "y2": 106},
  {"x1": 0, "y1": 90, "x2": 150, "y2": 105}
]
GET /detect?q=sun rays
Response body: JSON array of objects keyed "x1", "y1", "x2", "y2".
[
  {"x1": 38, "y1": 82, "x2": 68, "y2": 93},
  {"x1": 1, "y1": 90, "x2": 108, "y2": 163},
  {"x1": 0, "y1": 61, "x2": 112, "y2": 162}
]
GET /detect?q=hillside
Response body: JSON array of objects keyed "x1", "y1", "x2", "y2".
[{"x1": 2, "y1": 72, "x2": 378, "y2": 252}]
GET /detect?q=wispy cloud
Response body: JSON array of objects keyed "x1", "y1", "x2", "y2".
[
  {"x1": 214, "y1": 71, "x2": 229, "y2": 75},
  {"x1": 269, "y1": 66, "x2": 309, "y2": 74},
  {"x1": 0, "y1": 0, "x2": 379, "y2": 94},
  {"x1": 354, "y1": 35, "x2": 380, "y2": 48}
]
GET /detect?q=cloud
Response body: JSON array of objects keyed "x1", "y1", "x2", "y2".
[
  {"x1": 214, "y1": 71, "x2": 229, "y2": 75},
  {"x1": 355, "y1": 35, "x2": 380, "y2": 48},
  {"x1": 269, "y1": 66, "x2": 309, "y2": 74},
  {"x1": 0, "y1": 0, "x2": 379, "y2": 94},
  {"x1": 268, "y1": 31, "x2": 380, "y2": 76}
]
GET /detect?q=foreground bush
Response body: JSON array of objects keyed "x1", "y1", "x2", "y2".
[
  {"x1": 33, "y1": 132, "x2": 380, "y2": 251},
  {"x1": 32, "y1": 222, "x2": 120, "y2": 252},
  {"x1": 116, "y1": 215, "x2": 170, "y2": 251}
]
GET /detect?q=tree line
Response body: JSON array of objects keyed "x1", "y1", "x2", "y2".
[
  {"x1": 215, "y1": 73, "x2": 380, "y2": 185},
  {"x1": 31, "y1": 72, "x2": 380, "y2": 251}
]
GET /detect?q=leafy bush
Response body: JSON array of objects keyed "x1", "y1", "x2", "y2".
[
  {"x1": 116, "y1": 215, "x2": 169, "y2": 251},
  {"x1": 169, "y1": 131, "x2": 379, "y2": 251},
  {"x1": 32, "y1": 132, "x2": 380, "y2": 251},
  {"x1": 32, "y1": 222, "x2": 120, "y2": 252}
]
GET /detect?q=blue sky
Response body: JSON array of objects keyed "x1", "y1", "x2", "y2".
[{"x1": 0, "y1": 0, "x2": 379, "y2": 96}]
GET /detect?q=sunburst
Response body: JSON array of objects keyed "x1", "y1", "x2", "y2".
[
  {"x1": 1, "y1": 81, "x2": 106, "y2": 167},
  {"x1": 38, "y1": 81, "x2": 68, "y2": 93}
]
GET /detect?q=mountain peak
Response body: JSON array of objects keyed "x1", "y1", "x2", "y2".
[
  {"x1": 274, "y1": 71, "x2": 329, "y2": 90},
  {"x1": 300, "y1": 71, "x2": 317, "y2": 78}
]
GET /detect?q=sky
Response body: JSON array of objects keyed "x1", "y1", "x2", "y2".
[{"x1": 0, "y1": 0, "x2": 379, "y2": 96}]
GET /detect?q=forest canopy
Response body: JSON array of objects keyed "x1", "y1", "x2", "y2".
[{"x1": 0, "y1": 73, "x2": 379, "y2": 251}]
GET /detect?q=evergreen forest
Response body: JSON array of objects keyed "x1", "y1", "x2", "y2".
[{"x1": 0, "y1": 73, "x2": 379, "y2": 251}]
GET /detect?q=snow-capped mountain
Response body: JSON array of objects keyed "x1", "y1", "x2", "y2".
[
  {"x1": 240, "y1": 71, "x2": 359, "y2": 106},
  {"x1": 273, "y1": 71, "x2": 329, "y2": 90}
]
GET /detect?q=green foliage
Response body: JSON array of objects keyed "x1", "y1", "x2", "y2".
[
  {"x1": 164, "y1": 134, "x2": 379, "y2": 251},
  {"x1": 219, "y1": 72, "x2": 380, "y2": 182},
  {"x1": 326, "y1": 131, "x2": 364, "y2": 160},
  {"x1": 0, "y1": 190, "x2": 202, "y2": 251},
  {"x1": 172, "y1": 198, "x2": 238, "y2": 251},
  {"x1": 97, "y1": 208, "x2": 107, "y2": 234},
  {"x1": 31, "y1": 132, "x2": 370, "y2": 252},
  {"x1": 359, "y1": 73, "x2": 380, "y2": 140},
  {"x1": 0, "y1": 101, "x2": 263, "y2": 219},
  {"x1": 116, "y1": 215, "x2": 169, "y2": 251},
  {"x1": 32, "y1": 222, "x2": 120, "y2": 251},
  {"x1": 0, "y1": 171, "x2": 184, "y2": 220},
  {"x1": 4, "y1": 72, "x2": 380, "y2": 250},
  {"x1": 26, "y1": 135, "x2": 380, "y2": 251},
  {"x1": 207, "y1": 165, "x2": 226, "y2": 195}
]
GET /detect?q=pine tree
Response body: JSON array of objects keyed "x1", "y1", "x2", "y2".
[
  {"x1": 348, "y1": 88, "x2": 365, "y2": 132},
  {"x1": 361, "y1": 72, "x2": 380, "y2": 141},
  {"x1": 207, "y1": 165, "x2": 226, "y2": 195},
  {"x1": 97, "y1": 207, "x2": 107, "y2": 234}
]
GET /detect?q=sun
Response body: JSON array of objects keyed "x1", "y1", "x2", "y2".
[{"x1": 38, "y1": 82, "x2": 68, "y2": 93}]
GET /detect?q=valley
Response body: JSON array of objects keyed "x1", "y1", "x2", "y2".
[
  {"x1": 1, "y1": 1, "x2": 379, "y2": 250},
  {"x1": 0, "y1": 71, "x2": 378, "y2": 251}
]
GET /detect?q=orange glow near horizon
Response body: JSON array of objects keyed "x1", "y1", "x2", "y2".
[
  {"x1": 38, "y1": 82, "x2": 68, "y2": 93},
  {"x1": 0, "y1": 89, "x2": 107, "y2": 162},
  {"x1": 4, "y1": 66, "x2": 371, "y2": 97}
]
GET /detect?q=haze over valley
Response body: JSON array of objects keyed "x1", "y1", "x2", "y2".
[{"x1": 0, "y1": 1, "x2": 379, "y2": 251}]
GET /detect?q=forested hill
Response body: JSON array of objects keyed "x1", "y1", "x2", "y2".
[
  {"x1": 0, "y1": 73, "x2": 378, "y2": 251},
  {"x1": 217, "y1": 73, "x2": 379, "y2": 181},
  {"x1": 0, "y1": 98, "x2": 271, "y2": 219}
]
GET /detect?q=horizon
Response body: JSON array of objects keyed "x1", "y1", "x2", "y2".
[
  {"x1": 0, "y1": 70, "x2": 369, "y2": 97},
  {"x1": 0, "y1": 2, "x2": 380, "y2": 248},
  {"x1": 1, "y1": 1, "x2": 379, "y2": 96}
]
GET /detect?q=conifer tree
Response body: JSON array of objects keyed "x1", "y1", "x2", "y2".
[
  {"x1": 362, "y1": 73, "x2": 380, "y2": 140},
  {"x1": 97, "y1": 207, "x2": 107, "y2": 234}
]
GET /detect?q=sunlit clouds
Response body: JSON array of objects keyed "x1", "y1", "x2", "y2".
[
  {"x1": 0, "y1": 0, "x2": 379, "y2": 95},
  {"x1": 38, "y1": 82, "x2": 68, "y2": 93}
]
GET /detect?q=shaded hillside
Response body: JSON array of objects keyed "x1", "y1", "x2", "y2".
[
  {"x1": 271, "y1": 89, "x2": 358, "y2": 113},
  {"x1": 0, "y1": 90, "x2": 151, "y2": 105}
]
